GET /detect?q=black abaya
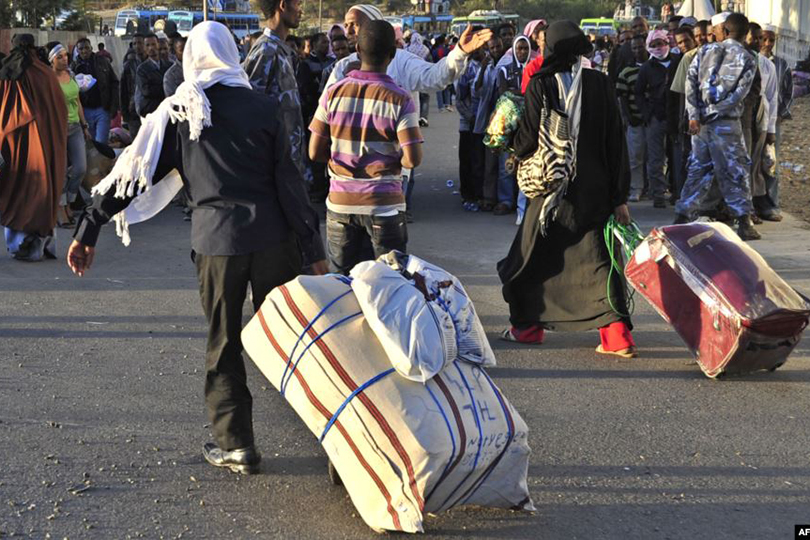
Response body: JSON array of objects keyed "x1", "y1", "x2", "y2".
[{"x1": 498, "y1": 68, "x2": 631, "y2": 331}]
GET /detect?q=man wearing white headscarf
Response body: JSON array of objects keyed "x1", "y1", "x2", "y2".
[
  {"x1": 323, "y1": 5, "x2": 492, "y2": 216},
  {"x1": 68, "y1": 21, "x2": 327, "y2": 475}
]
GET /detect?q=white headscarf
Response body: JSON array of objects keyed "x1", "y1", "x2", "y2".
[
  {"x1": 406, "y1": 32, "x2": 430, "y2": 60},
  {"x1": 93, "y1": 21, "x2": 251, "y2": 246}
]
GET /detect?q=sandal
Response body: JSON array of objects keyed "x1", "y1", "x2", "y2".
[{"x1": 595, "y1": 344, "x2": 638, "y2": 358}]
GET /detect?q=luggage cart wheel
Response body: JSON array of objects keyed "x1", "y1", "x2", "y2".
[
  {"x1": 768, "y1": 363, "x2": 784, "y2": 372},
  {"x1": 328, "y1": 460, "x2": 343, "y2": 486}
]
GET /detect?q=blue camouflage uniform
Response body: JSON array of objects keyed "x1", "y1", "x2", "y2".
[
  {"x1": 243, "y1": 28, "x2": 306, "y2": 178},
  {"x1": 675, "y1": 38, "x2": 756, "y2": 219}
]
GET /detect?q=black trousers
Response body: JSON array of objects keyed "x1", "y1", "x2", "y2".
[
  {"x1": 482, "y1": 146, "x2": 500, "y2": 204},
  {"x1": 459, "y1": 131, "x2": 485, "y2": 202},
  {"x1": 195, "y1": 239, "x2": 302, "y2": 451}
]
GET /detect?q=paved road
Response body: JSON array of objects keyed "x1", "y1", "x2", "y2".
[{"x1": 2, "y1": 105, "x2": 810, "y2": 540}]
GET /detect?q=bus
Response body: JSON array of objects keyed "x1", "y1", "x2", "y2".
[
  {"x1": 385, "y1": 13, "x2": 454, "y2": 36},
  {"x1": 579, "y1": 18, "x2": 619, "y2": 37},
  {"x1": 114, "y1": 8, "x2": 169, "y2": 36},
  {"x1": 168, "y1": 10, "x2": 261, "y2": 38},
  {"x1": 451, "y1": 10, "x2": 520, "y2": 37}
]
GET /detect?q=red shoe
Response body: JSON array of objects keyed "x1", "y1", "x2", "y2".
[{"x1": 501, "y1": 326, "x2": 545, "y2": 345}]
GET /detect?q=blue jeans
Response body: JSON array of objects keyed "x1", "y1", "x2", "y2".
[
  {"x1": 402, "y1": 168, "x2": 415, "y2": 211},
  {"x1": 436, "y1": 89, "x2": 447, "y2": 110},
  {"x1": 63, "y1": 123, "x2": 87, "y2": 205},
  {"x1": 83, "y1": 107, "x2": 111, "y2": 144},
  {"x1": 497, "y1": 153, "x2": 516, "y2": 206},
  {"x1": 516, "y1": 190, "x2": 527, "y2": 222}
]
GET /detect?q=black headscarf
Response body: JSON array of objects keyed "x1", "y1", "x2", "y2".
[
  {"x1": 537, "y1": 21, "x2": 592, "y2": 77},
  {"x1": 0, "y1": 34, "x2": 36, "y2": 81}
]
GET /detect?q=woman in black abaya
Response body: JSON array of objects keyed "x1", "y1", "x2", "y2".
[{"x1": 497, "y1": 20, "x2": 637, "y2": 357}]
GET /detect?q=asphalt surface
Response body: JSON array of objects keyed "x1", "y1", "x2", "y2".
[{"x1": 2, "y1": 105, "x2": 810, "y2": 540}]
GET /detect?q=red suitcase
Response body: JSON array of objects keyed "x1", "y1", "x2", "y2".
[{"x1": 625, "y1": 222, "x2": 810, "y2": 378}]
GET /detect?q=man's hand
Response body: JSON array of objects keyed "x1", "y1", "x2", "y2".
[
  {"x1": 614, "y1": 204, "x2": 632, "y2": 226},
  {"x1": 688, "y1": 120, "x2": 700, "y2": 136},
  {"x1": 458, "y1": 24, "x2": 494, "y2": 54},
  {"x1": 308, "y1": 260, "x2": 329, "y2": 276},
  {"x1": 765, "y1": 133, "x2": 776, "y2": 145},
  {"x1": 67, "y1": 240, "x2": 95, "y2": 277}
]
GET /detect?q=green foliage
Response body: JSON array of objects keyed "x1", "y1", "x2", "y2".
[
  {"x1": 15, "y1": 0, "x2": 72, "y2": 28},
  {"x1": 0, "y1": 0, "x2": 15, "y2": 27},
  {"x1": 60, "y1": 9, "x2": 97, "y2": 31}
]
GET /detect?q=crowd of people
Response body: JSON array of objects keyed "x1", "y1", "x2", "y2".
[{"x1": 0, "y1": 2, "x2": 801, "y2": 475}]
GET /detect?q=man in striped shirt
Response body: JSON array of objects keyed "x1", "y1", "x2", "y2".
[
  {"x1": 309, "y1": 20, "x2": 423, "y2": 274},
  {"x1": 616, "y1": 34, "x2": 648, "y2": 202}
]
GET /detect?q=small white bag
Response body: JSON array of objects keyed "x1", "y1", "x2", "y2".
[{"x1": 349, "y1": 252, "x2": 496, "y2": 382}]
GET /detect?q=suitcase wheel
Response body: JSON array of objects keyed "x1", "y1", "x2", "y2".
[
  {"x1": 328, "y1": 459, "x2": 343, "y2": 486},
  {"x1": 768, "y1": 363, "x2": 784, "y2": 372}
]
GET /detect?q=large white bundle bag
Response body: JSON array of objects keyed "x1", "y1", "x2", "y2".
[
  {"x1": 241, "y1": 275, "x2": 533, "y2": 533},
  {"x1": 350, "y1": 252, "x2": 496, "y2": 382}
]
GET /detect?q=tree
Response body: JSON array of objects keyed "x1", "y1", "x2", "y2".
[
  {"x1": 60, "y1": 9, "x2": 97, "y2": 32},
  {"x1": 0, "y1": 0, "x2": 15, "y2": 27},
  {"x1": 16, "y1": 0, "x2": 72, "y2": 28}
]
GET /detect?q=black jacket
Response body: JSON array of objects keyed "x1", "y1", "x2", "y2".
[
  {"x1": 72, "y1": 53, "x2": 119, "y2": 114},
  {"x1": 134, "y1": 58, "x2": 169, "y2": 117},
  {"x1": 74, "y1": 84, "x2": 325, "y2": 262},
  {"x1": 120, "y1": 56, "x2": 141, "y2": 121},
  {"x1": 635, "y1": 55, "x2": 676, "y2": 123}
]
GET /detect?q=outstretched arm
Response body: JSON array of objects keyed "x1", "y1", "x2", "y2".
[{"x1": 398, "y1": 25, "x2": 492, "y2": 94}]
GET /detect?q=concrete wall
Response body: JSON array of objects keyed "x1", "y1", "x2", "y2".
[
  {"x1": 0, "y1": 29, "x2": 130, "y2": 75},
  {"x1": 746, "y1": 0, "x2": 810, "y2": 66}
]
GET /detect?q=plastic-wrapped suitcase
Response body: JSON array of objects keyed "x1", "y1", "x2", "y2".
[{"x1": 625, "y1": 222, "x2": 810, "y2": 378}]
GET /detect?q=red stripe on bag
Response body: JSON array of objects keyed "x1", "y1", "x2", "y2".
[
  {"x1": 279, "y1": 285, "x2": 425, "y2": 511},
  {"x1": 432, "y1": 374, "x2": 467, "y2": 488},
  {"x1": 257, "y1": 307, "x2": 402, "y2": 530}
]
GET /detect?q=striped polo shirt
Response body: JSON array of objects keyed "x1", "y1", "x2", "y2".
[{"x1": 310, "y1": 70, "x2": 423, "y2": 215}]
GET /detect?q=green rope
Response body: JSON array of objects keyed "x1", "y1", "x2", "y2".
[{"x1": 604, "y1": 216, "x2": 646, "y2": 318}]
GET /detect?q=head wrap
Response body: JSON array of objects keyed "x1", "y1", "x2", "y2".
[
  {"x1": 679, "y1": 16, "x2": 697, "y2": 27},
  {"x1": 348, "y1": 4, "x2": 384, "y2": 22},
  {"x1": 523, "y1": 19, "x2": 547, "y2": 39},
  {"x1": 92, "y1": 21, "x2": 252, "y2": 246},
  {"x1": 406, "y1": 31, "x2": 430, "y2": 60},
  {"x1": 510, "y1": 35, "x2": 531, "y2": 69},
  {"x1": 0, "y1": 34, "x2": 35, "y2": 81},
  {"x1": 538, "y1": 20, "x2": 592, "y2": 77},
  {"x1": 394, "y1": 25, "x2": 404, "y2": 48},
  {"x1": 711, "y1": 12, "x2": 730, "y2": 26},
  {"x1": 48, "y1": 43, "x2": 66, "y2": 63},
  {"x1": 646, "y1": 29, "x2": 671, "y2": 59},
  {"x1": 109, "y1": 127, "x2": 133, "y2": 146},
  {"x1": 327, "y1": 23, "x2": 345, "y2": 55},
  {"x1": 763, "y1": 24, "x2": 777, "y2": 33}
]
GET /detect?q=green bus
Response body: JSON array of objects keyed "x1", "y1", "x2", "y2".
[
  {"x1": 580, "y1": 18, "x2": 619, "y2": 36},
  {"x1": 451, "y1": 10, "x2": 521, "y2": 37}
]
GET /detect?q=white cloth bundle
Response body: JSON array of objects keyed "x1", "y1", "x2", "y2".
[
  {"x1": 349, "y1": 252, "x2": 496, "y2": 382},
  {"x1": 74, "y1": 73, "x2": 97, "y2": 91}
]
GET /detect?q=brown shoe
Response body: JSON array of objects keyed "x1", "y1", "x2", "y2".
[{"x1": 493, "y1": 203, "x2": 513, "y2": 215}]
